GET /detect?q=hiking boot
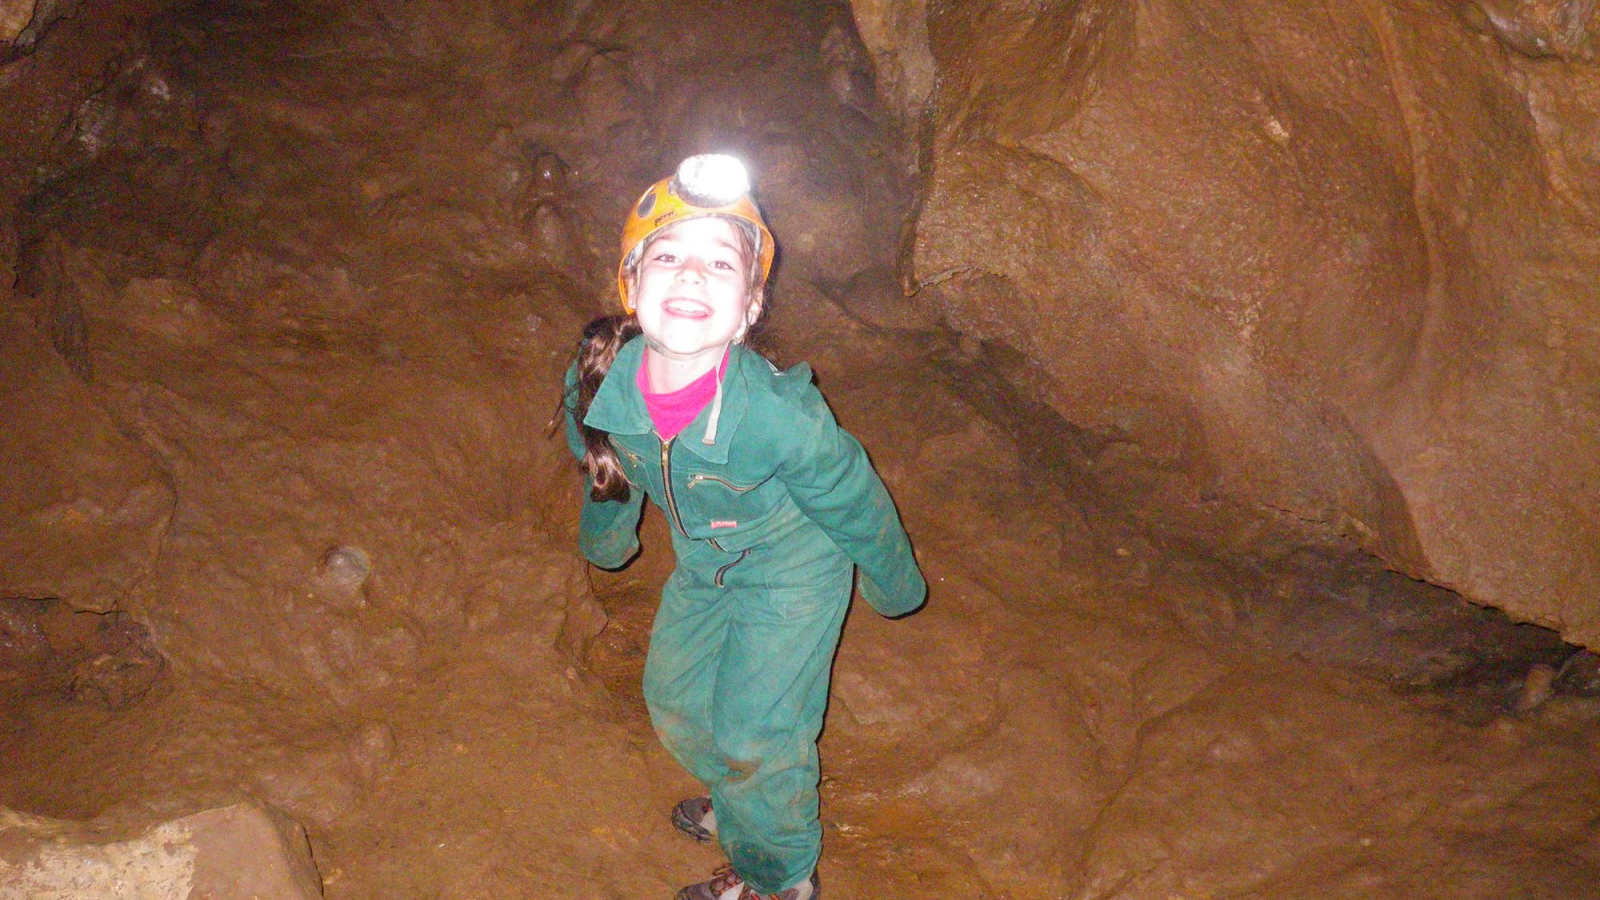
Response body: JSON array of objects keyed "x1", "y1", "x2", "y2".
[
  {"x1": 675, "y1": 864, "x2": 820, "y2": 900},
  {"x1": 671, "y1": 796, "x2": 717, "y2": 843}
]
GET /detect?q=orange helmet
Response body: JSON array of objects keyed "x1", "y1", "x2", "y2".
[{"x1": 616, "y1": 155, "x2": 775, "y2": 313}]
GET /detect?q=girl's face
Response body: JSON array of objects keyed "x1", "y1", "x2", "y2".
[{"x1": 629, "y1": 217, "x2": 760, "y2": 365}]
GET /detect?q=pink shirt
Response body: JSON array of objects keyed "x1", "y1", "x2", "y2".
[{"x1": 638, "y1": 349, "x2": 729, "y2": 442}]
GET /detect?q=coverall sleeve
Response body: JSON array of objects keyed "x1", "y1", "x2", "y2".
[
  {"x1": 563, "y1": 366, "x2": 643, "y2": 570},
  {"x1": 778, "y1": 385, "x2": 927, "y2": 617}
]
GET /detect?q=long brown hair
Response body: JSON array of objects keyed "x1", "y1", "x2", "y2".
[
  {"x1": 568, "y1": 314, "x2": 643, "y2": 502},
  {"x1": 566, "y1": 217, "x2": 767, "y2": 503}
]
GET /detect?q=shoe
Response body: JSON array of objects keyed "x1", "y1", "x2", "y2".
[
  {"x1": 674, "y1": 864, "x2": 820, "y2": 900},
  {"x1": 671, "y1": 796, "x2": 717, "y2": 843}
]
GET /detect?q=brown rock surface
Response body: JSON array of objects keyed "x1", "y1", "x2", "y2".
[
  {"x1": 0, "y1": 1, "x2": 36, "y2": 45},
  {"x1": 1073, "y1": 667, "x2": 1600, "y2": 899},
  {"x1": 0, "y1": 801, "x2": 322, "y2": 900},
  {"x1": 0, "y1": 310, "x2": 173, "y2": 613},
  {"x1": 851, "y1": 0, "x2": 1600, "y2": 646}
]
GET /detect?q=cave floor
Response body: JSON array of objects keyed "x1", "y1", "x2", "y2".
[{"x1": 4, "y1": 1, "x2": 1599, "y2": 898}]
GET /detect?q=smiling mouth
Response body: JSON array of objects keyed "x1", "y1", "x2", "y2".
[{"x1": 662, "y1": 298, "x2": 712, "y2": 318}]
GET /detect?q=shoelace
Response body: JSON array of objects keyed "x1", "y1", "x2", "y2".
[
  {"x1": 706, "y1": 864, "x2": 778, "y2": 900},
  {"x1": 707, "y1": 864, "x2": 749, "y2": 899}
]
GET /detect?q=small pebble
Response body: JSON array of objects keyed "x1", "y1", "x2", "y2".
[
  {"x1": 1514, "y1": 663, "x2": 1558, "y2": 713},
  {"x1": 319, "y1": 545, "x2": 372, "y2": 589}
]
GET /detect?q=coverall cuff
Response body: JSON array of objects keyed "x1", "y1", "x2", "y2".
[{"x1": 860, "y1": 571, "x2": 926, "y2": 618}]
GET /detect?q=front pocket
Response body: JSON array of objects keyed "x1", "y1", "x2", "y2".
[{"x1": 686, "y1": 473, "x2": 757, "y2": 492}]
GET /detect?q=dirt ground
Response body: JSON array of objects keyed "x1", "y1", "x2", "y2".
[{"x1": 4, "y1": 1, "x2": 1599, "y2": 898}]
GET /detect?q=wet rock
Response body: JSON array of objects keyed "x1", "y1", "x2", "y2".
[
  {"x1": 0, "y1": 313, "x2": 175, "y2": 614},
  {"x1": 14, "y1": 237, "x2": 93, "y2": 378},
  {"x1": 555, "y1": 582, "x2": 609, "y2": 661},
  {"x1": 489, "y1": 129, "x2": 577, "y2": 250},
  {"x1": 37, "y1": 51, "x2": 203, "y2": 177},
  {"x1": 809, "y1": 264, "x2": 936, "y2": 332},
  {"x1": 369, "y1": 624, "x2": 420, "y2": 672},
  {"x1": 318, "y1": 545, "x2": 371, "y2": 589},
  {"x1": 0, "y1": 802, "x2": 322, "y2": 900},
  {"x1": 403, "y1": 542, "x2": 466, "y2": 624},
  {"x1": 68, "y1": 647, "x2": 164, "y2": 709},
  {"x1": 528, "y1": 203, "x2": 583, "y2": 267},
  {"x1": 850, "y1": 0, "x2": 1600, "y2": 649}
]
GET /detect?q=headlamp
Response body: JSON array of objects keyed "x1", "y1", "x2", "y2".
[{"x1": 672, "y1": 154, "x2": 751, "y2": 208}]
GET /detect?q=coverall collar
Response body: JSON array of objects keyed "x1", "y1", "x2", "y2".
[{"x1": 583, "y1": 335, "x2": 749, "y2": 465}]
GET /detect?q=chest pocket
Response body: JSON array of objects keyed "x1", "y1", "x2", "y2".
[
  {"x1": 685, "y1": 473, "x2": 758, "y2": 493},
  {"x1": 677, "y1": 466, "x2": 775, "y2": 535}
]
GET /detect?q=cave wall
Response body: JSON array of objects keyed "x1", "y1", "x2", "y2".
[
  {"x1": 0, "y1": 0, "x2": 173, "y2": 281},
  {"x1": 851, "y1": 0, "x2": 1600, "y2": 645}
]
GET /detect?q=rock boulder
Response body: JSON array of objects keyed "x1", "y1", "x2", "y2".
[
  {"x1": 0, "y1": 802, "x2": 323, "y2": 900},
  {"x1": 849, "y1": 0, "x2": 1600, "y2": 646}
]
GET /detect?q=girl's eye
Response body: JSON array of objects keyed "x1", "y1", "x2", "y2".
[
  {"x1": 712, "y1": 259, "x2": 736, "y2": 271},
  {"x1": 652, "y1": 252, "x2": 678, "y2": 263}
]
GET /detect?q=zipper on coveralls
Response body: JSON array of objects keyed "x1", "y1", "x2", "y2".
[
  {"x1": 659, "y1": 438, "x2": 689, "y2": 536},
  {"x1": 714, "y1": 549, "x2": 751, "y2": 588},
  {"x1": 686, "y1": 473, "x2": 756, "y2": 492}
]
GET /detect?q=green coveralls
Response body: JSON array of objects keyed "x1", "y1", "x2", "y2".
[{"x1": 565, "y1": 336, "x2": 925, "y2": 893}]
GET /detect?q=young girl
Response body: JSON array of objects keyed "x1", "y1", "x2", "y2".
[{"x1": 564, "y1": 155, "x2": 925, "y2": 900}]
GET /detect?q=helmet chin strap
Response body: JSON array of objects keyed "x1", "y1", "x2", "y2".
[
  {"x1": 704, "y1": 307, "x2": 761, "y2": 446},
  {"x1": 702, "y1": 363, "x2": 726, "y2": 446},
  {"x1": 639, "y1": 337, "x2": 731, "y2": 447}
]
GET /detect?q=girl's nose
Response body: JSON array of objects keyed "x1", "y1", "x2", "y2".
[{"x1": 675, "y1": 258, "x2": 707, "y2": 282}]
